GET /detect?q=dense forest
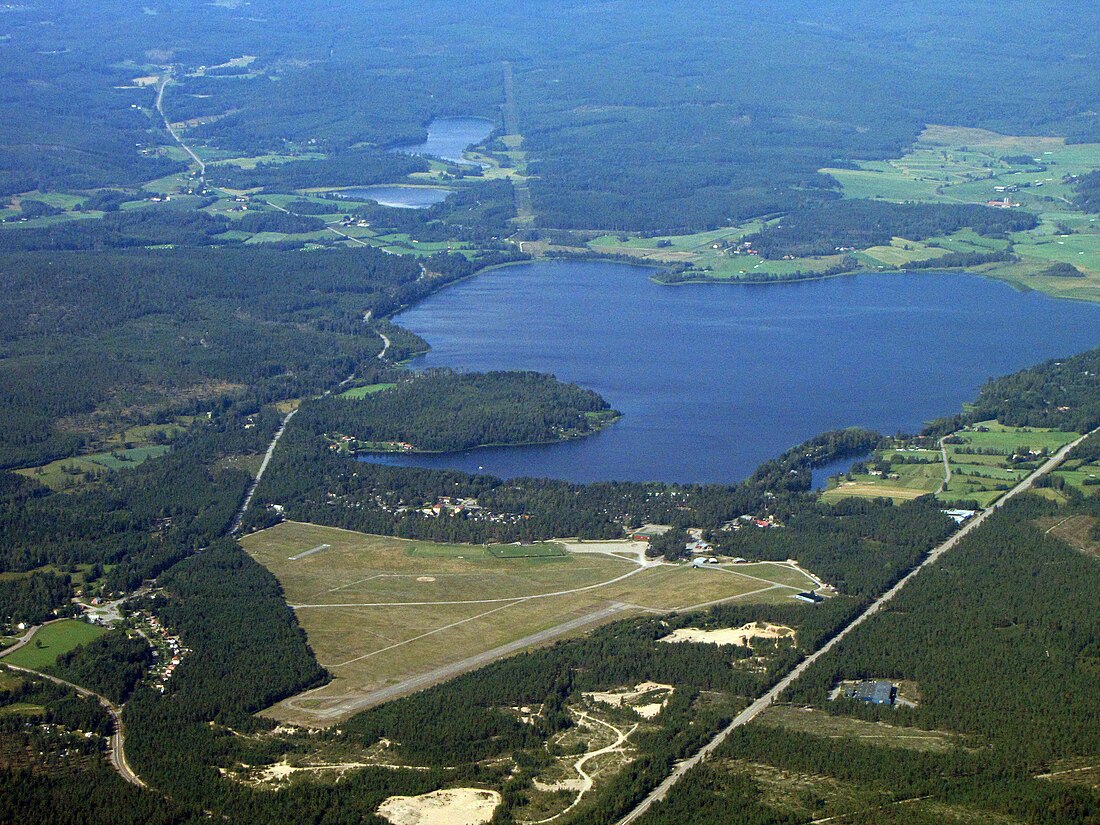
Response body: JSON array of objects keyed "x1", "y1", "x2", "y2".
[
  {"x1": 0, "y1": 409, "x2": 278, "y2": 595},
  {"x1": 51, "y1": 630, "x2": 154, "y2": 705},
  {"x1": 0, "y1": 246, "x2": 413, "y2": 468},
  {"x1": 0, "y1": 572, "x2": 74, "y2": 627},
  {"x1": 637, "y1": 493, "x2": 1100, "y2": 825},
  {"x1": 245, "y1": 426, "x2": 882, "y2": 542},
  {"x1": 744, "y1": 200, "x2": 1037, "y2": 259},
  {"x1": 943, "y1": 344, "x2": 1100, "y2": 433},
  {"x1": 299, "y1": 370, "x2": 618, "y2": 452}
]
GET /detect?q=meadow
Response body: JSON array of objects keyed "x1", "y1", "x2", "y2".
[
  {"x1": 240, "y1": 521, "x2": 818, "y2": 726},
  {"x1": 3, "y1": 620, "x2": 107, "y2": 671}
]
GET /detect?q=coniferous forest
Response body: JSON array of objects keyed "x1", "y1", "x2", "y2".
[{"x1": 4, "y1": 2, "x2": 1100, "y2": 823}]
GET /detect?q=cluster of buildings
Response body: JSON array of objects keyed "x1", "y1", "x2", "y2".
[
  {"x1": 721, "y1": 514, "x2": 782, "y2": 531},
  {"x1": 136, "y1": 612, "x2": 190, "y2": 693}
]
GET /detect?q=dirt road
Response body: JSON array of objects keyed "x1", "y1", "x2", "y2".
[{"x1": 230, "y1": 407, "x2": 298, "y2": 535}]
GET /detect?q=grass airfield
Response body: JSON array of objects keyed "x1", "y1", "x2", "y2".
[{"x1": 241, "y1": 521, "x2": 817, "y2": 726}]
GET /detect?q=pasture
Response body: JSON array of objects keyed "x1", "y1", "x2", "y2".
[
  {"x1": 822, "y1": 424, "x2": 1079, "y2": 507},
  {"x1": 3, "y1": 620, "x2": 107, "y2": 670},
  {"x1": 241, "y1": 521, "x2": 818, "y2": 726}
]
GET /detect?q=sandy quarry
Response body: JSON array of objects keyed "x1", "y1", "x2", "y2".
[
  {"x1": 585, "y1": 682, "x2": 674, "y2": 717},
  {"x1": 377, "y1": 788, "x2": 501, "y2": 825},
  {"x1": 658, "y1": 622, "x2": 795, "y2": 647}
]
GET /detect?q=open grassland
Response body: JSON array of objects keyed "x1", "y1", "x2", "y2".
[
  {"x1": 816, "y1": 124, "x2": 1100, "y2": 301},
  {"x1": 241, "y1": 521, "x2": 815, "y2": 725},
  {"x1": 16, "y1": 446, "x2": 170, "y2": 491},
  {"x1": 338, "y1": 383, "x2": 396, "y2": 399},
  {"x1": 2, "y1": 620, "x2": 106, "y2": 670},
  {"x1": 1039, "y1": 514, "x2": 1100, "y2": 558},
  {"x1": 823, "y1": 124, "x2": 1100, "y2": 209},
  {"x1": 756, "y1": 705, "x2": 968, "y2": 753}
]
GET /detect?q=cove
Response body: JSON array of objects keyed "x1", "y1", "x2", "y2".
[
  {"x1": 391, "y1": 116, "x2": 494, "y2": 165},
  {"x1": 369, "y1": 261, "x2": 1100, "y2": 485},
  {"x1": 329, "y1": 186, "x2": 452, "y2": 209}
]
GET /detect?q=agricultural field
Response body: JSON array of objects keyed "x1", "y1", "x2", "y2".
[
  {"x1": 572, "y1": 124, "x2": 1100, "y2": 298},
  {"x1": 2, "y1": 620, "x2": 106, "y2": 671},
  {"x1": 240, "y1": 521, "x2": 819, "y2": 726},
  {"x1": 822, "y1": 423, "x2": 1079, "y2": 507}
]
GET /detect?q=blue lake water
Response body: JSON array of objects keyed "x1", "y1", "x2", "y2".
[
  {"x1": 392, "y1": 117, "x2": 494, "y2": 165},
  {"x1": 331, "y1": 186, "x2": 452, "y2": 209},
  {"x1": 368, "y1": 261, "x2": 1100, "y2": 485}
]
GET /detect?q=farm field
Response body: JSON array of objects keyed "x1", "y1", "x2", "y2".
[
  {"x1": 241, "y1": 521, "x2": 818, "y2": 726},
  {"x1": 2, "y1": 620, "x2": 106, "y2": 671},
  {"x1": 822, "y1": 423, "x2": 1080, "y2": 507}
]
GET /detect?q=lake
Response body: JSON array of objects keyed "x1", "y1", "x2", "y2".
[
  {"x1": 369, "y1": 261, "x2": 1100, "y2": 485},
  {"x1": 330, "y1": 186, "x2": 452, "y2": 209},
  {"x1": 391, "y1": 116, "x2": 494, "y2": 165}
]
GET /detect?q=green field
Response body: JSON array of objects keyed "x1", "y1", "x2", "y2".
[
  {"x1": 822, "y1": 423, "x2": 1079, "y2": 507},
  {"x1": 487, "y1": 543, "x2": 568, "y2": 558},
  {"x1": 814, "y1": 123, "x2": 1100, "y2": 302},
  {"x1": 241, "y1": 522, "x2": 817, "y2": 726},
  {"x1": 338, "y1": 383, "x2": 396, "y2": 399},
  {"x1": 3, "y1": 620, "x2": 106, "y2": 670},
  {"x1": 16, "y1": 446, "x2": 171, "y2": 490}
]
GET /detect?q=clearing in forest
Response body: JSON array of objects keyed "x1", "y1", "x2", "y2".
[{"x1": 241, "y1": 521, "x2": 817, "y2": 726}]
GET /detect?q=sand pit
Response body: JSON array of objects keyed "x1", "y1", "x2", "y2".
[
  {"x1": 659, "y1": 622, "x2": 795, "y2": 647},
  {"x1": 585, "y1": 682, "x2": 674, "y2": 717},
  {"x1": 377, "y1": 788, "x2": 501, "y2": 825},
  {"x1": 416, "y1": 576, "x2": 436, "y2": 582}
]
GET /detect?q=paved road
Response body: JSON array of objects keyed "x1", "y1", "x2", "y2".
[
  {"x1": 155, "y1": 73, "x2": 205, "y2": 182},
  {"x1": 1, "y1": 625, "x2": 145, "y2": 787},
  {"x1": 286, "y1": 602, "x2": 632, "y2": 722},
  {"x1": 230, "y1": 408, "x2": 298, "y2": 534},
  {"x1": 614, "y1": 427, "x2": 1096, "y2": 824}
]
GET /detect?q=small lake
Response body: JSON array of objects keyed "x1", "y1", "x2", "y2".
[
  {"x1": 370, "y1": 262, "x2": 1100, "y2": 485},
  {"x1": 392, "y1": 116, "x2": 494, "y2": 165},
  {"x1": 330, "y1": 186, "x2": 452, "y2": 209}
]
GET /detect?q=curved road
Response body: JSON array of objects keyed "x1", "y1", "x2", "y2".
[
  {"x1": 615, "y1": 427, "x2": 1097, "y2": 824},
  {"x1": 155, "y1": 73, "x2": 206, "y2": 182},
  {"x1": 1, "y1": 626, "x2": 145, "y2": 787}
]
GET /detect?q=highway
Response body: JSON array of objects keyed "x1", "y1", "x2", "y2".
[{"x1": 614, "y1": 427, "x2": 1097, "y2": 824}]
